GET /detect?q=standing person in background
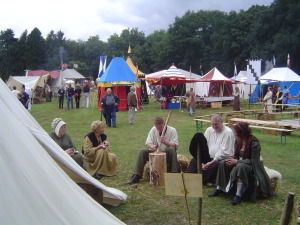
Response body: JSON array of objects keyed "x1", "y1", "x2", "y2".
[
  {"x1": 66, "y1": 84, "x2": 74, "y2": 110},
  {"x1": 45, "y1": 84, "x2": 51, "y2": 102},
  {"x1": 82, "y1": 82, "x2": 90, "y2": 108},
  {"x1": 74, "y1": 83, "x2": 82, "y2": 109},
  {"x1": 101, "y1": 88, "x2": 120, "y2": 128},
  {"x1": 127, "y1": 86, "x2": 137, "y2": 124},
  {"x1": 274, "y1": 87, "x2": 283, "y2": 112},
  {"x1": 20, "y1": 87, "x2": 30, "y2": 110},
  {"x1": 58, "y1": 85, "x2": 65, "y2": 109},
  {"x1": 282, "y1": 85, "x2": 290, "y2": 110},
  {"x1": 11, "y1": 86, "x2": 19, "y2": 97},
  {"x1": 24, "y1": 85, "x2": 32, "y2": 111},
  {"x1": 263, "y1": 87, "x2": 273, "y2": 114},
  {"x1": 187, "y1": 88, "x2": 196, "y2": 116},
  {"x1": 233, "y1": 86, "x2": 240, "y2": 111}
]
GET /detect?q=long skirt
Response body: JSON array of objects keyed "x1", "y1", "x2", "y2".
[
  {"x1": 233, "y1": 96, "x2": 240, "y2": 111},
  {"x1": 216, "y1": 160, "x2": 252, "y2": 194},
  {"x1": 84, "y1": 148, "x2": 117, "y2": 176}
]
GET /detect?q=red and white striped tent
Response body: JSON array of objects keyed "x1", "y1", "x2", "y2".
[
  {"x1": 199, "y1": 67, "x2": 235, "y2": 97},
  {"x1": 146, "y1": 64, "x2": 196, "y2": 85}
]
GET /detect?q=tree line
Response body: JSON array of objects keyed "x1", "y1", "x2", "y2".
[{"x1": 0, "y1": 0, "x2": 299, "y2": 82}]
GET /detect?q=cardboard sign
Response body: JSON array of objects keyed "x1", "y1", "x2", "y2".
[{"x1": 164, "y1": 173, "x2": 202, "y2": 198}]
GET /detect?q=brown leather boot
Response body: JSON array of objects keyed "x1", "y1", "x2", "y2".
[{"x1": 125, "y1": 174, "x2": 140, "y2": 184}]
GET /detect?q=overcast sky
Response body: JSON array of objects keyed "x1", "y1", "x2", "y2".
[{"x1": 1, "y1": 0, "x2": 273, "y2": 41}]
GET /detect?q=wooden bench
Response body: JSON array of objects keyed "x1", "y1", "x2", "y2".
[
  {"x1": 229, "y1": 118, "x2": 294, "y2": 144},
  {"x1": 194, "y1": 119, "x2": 228, "y2": 131},
  {"x1": 194, "y1": 115, "x2": 211, "y2": 119},
  {"x1": 248, "y1": 125, "x2": 293, "y2": 144}
]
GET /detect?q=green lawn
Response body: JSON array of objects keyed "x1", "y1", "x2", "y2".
[{"x1": 31, "y1": 92, "x2": 300, "y2": 225}]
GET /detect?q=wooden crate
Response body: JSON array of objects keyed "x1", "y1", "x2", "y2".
[{"x1": 211, "y1": 102, "x2": 222, "y2": 109}]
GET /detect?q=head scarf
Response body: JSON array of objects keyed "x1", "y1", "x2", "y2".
[{"x1": 51, "y1": 118, "x2": 66, "y2": 137}]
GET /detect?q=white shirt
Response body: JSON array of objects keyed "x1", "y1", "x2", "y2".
[
  {"x1": 204, "y1": 126, "x2": 235, "y2": 161},
  {"x1": 145, "y1": 126, "x2": 178, "y2": 151},
  {"x1": 11, "y1": 90, "x2": 19, "y2": 97}
]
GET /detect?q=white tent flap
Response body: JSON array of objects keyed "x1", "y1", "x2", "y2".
[{"x1": 0, "y1": 79, "x2": 126, "y2": 225}]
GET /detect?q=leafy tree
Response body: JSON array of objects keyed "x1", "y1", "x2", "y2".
[
  {"x1": 24, "y1": 28, "x2": 46, "y2": 70},
  {"x1": 0, "y1": 29, "x2": 18, "y2": 81},
  {"x1": 45, "y1": 30, "x2": 66, "y2": 70},
  {"x1": 84, "y1": 35, "x2": 108, "y2": 78},
  {"x1": 15, "y1": 30, "x2": 28, "y2": 75}
]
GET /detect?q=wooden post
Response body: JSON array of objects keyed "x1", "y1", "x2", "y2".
[
  {"x1": 280, "y1": 192, "x2": 295, "y2": 225},
  {"x1": 149, "y1": 152, "x2": 167, "y2": 186},
  {"x1": 156, "y1": 111, "x2": 172, "y2": 153},
  {"x1": 196, "y1": 143, "x2": 202, "y2": 225}
]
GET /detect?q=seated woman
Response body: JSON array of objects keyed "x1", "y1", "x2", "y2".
[
  {"x1": 83, "y1": 120, "x2": 117, "y2": 179},
  {"x1": 50, "y1": 118, "x2": 83, "y2": 167},
  {"x1": 208, "y1": 122, "x2": 273, "y2": 205}
]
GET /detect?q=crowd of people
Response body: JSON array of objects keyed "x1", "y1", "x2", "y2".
[{"x1": 263, "y1": 85, "x2": 291, "y2": 113}]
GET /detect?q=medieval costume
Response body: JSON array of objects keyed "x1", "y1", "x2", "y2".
[
  {"x1": 213, "y1": 136, "x2": 273, "y2": 203},
  {"x1": 83, "y1": 132, "x2": 117, "y2": 177}
]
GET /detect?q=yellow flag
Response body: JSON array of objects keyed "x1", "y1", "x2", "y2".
[{"x1": 128, "y1": 45, "x2": 132, "y2": 54}]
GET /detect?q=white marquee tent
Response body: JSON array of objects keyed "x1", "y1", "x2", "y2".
[
  {"x1": 6, "y1": 75, "x2": 50, "y2": 92},
  {"x1": 0, "y1": 79, "x2": 127, "y2": 224},
  {"x1": 260, "y1": 67, "x2": 300, "y2": 82}
]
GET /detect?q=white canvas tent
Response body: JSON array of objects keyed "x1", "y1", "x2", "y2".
[
  {"x1": 260, "y1": 67, "x2": 300, "y2": 82},
  {"x1": 233, "y1": 71, "x2": 251, "y2": 99},
  {"x1": 6, "y1": 75, "x2": 49, "y2": 92},
  {"x1": 259, "y1": 67, "x2": 300, "y2": 105},
  {"x1": 0, "y1": 78, "x2": 127, "y2": 224},
  {"x1": 52, "y1": 69, "x2": 85, "y2": 92}
]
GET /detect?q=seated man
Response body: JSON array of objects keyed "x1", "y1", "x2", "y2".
[
  {"x1": 187, "y1": 114, "x2": 235, "y2": 185},
  {"x1": 125, "y1": 117, "x2": 179, "y2": 184}
]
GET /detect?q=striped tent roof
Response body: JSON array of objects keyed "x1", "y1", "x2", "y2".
[{"x1": 161, "y1": 64, "x2": 185, "y2": 79}]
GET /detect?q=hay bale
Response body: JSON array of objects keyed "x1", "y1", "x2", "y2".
[
  {"x1": 225, "y1": 113, "x2": 245, "y2": 122},
  {"x1": 177, "y1": 154, "x2": 188, "y2": 173},
  {"x1": 294, "y1": 112, "x2": 300, "y2": 118},
  {"x1": 262, "y1": 124, "x2": 291, "y2": 136},
  {"x1": 257, "y1": 113, "x2": 276, "y2": 120},
  {"x1": 211, "y1": 102, "x2": 222, "y2": 108},
  {"x1": 143, "y1": 161, "x2": 150, "y2": 181}
]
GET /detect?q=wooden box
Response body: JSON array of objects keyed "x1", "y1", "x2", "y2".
[{"x1": 211, "y1": 102, "x2": 222, "y2": 109}]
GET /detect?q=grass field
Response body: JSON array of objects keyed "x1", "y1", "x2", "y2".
[{"x1": 31, "y1": 92, "x2": 300, "y2": 225}]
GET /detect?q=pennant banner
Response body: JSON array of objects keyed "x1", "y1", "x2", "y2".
[{"x1": 98, "y1": 55, "x2": 107, "y2": 78}]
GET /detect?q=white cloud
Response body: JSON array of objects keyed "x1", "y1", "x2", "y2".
[{"x1": 0, "y1": 0, "x2": 273, "y2": 41}]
